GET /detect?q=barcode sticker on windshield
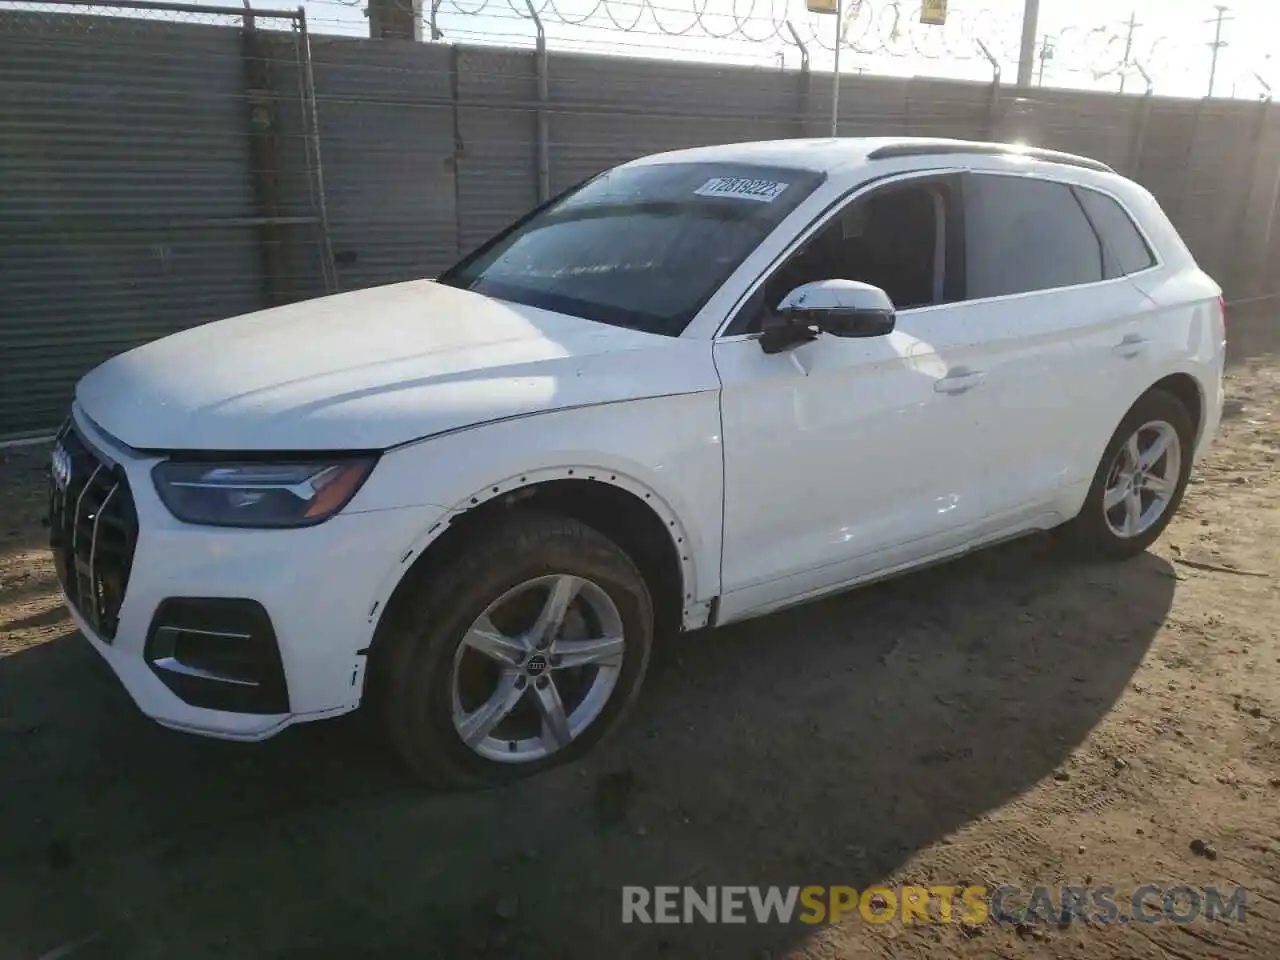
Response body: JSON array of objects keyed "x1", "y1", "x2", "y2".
[{"x1": 694, "y1": 177, "x2": 790, "y2": 203}]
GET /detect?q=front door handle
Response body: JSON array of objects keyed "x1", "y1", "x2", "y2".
[
  {"x1": 934, "y1": 367, "x2": 986, "y2": 395},
  {"x1": 1113, "y1": 334, "x2": 1149, "y2": 359}
]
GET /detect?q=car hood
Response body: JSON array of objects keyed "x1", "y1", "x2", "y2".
[{"x1": 76, "y1": 280, "x2": 711, "y2": 452}]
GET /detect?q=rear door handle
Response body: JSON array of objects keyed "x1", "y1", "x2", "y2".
[
  {"x1": 934, "y1": 367, "x2": 986, "y2": 395},
  {"x1": 1113, "y1": 334, "x2": 1149, "y2": 359}
]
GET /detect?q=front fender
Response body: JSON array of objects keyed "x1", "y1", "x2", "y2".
[{"x1": 350, "y1": 391, "x2": 726, "y2": 632}]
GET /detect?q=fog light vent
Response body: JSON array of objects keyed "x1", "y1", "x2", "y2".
[{"x1": 145, "y1": 598, "x2": 289, "y2": 714}]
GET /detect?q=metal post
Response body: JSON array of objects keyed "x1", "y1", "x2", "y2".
[
  {"x1": 241, "y1": 3, "x2": 289, "y2": 305},
  {"x1": 1174, "y1": 99, "x2": 1206, "y2": 226},
  {"x1": 786, "y1": 19, "x2": 809, "y2": 73},
  {"x1": 831, "y1": 0, "x2": 842, "y2": 136},
  {"x1": 449, "y1": 44, "x2": 465, "y2": 259},
  {"x1": 1036, "y1": 35, "x2": 1050, "y2": 86},
  {"x1": 1016, "y1": 0, "x2": 1040, "y2": 88},
  {"x1": 1207, "y1": 5, "x2": 1231, "y2": 98},
  {"x1": 786, "y1": 20, "x2": 810, "y2": 138},
  {"x1": 1119, "y1": 11, "x2": 1139, "y2": 93},
  {"x1": 976, "y1": 38, "x2": 1002, "y2": 139},
  {"x1": 1125, "y1": 62, "x2": 1154, "y2": 176},
  {"x1": 1135, "y1": 61, "x2": 1153, "y2": 95},
  {"x1": 297, "y1": 7, "x2": 338, "y2": 293},
  {"x1": 524, "y1": 0, "x2": 549, "y2": 202}
]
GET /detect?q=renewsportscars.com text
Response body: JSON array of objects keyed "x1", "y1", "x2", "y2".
[{"x1": 621, "y1": 884, "x2": 1248, "y2": 926}]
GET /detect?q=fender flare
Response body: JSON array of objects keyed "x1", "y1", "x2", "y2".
[{"x1": 363, "y1": 463, "x2": 704, "y2": 632}]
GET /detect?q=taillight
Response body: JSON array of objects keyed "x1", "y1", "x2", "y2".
[{"x1": 1219, "y1": 296, "x2": 1227, "y2": 327}]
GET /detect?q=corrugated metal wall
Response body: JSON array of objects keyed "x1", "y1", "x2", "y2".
[
  {"x1": 3, "y1": 2, "x2": 1280, "y2": 441},
  {"x1": 2, "y1": 11, "x2": 258, "y2": 439},
  {"x1": 456, "y1": 45, "x2": 539, "y2": 254},
  {"x1": 307, "y1": 36, "x2": 459, "y2": 291},
  {"x1": 0, "y1": 6, "x2": 328, "y2": 440}
]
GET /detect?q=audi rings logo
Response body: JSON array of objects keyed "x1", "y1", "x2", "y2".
[
  {"x1": 525, "y1": 653, "x2": 549, "y2": 676},
  {"x1": 50, "y1": 444, "x2": 72, "y2": 492}
]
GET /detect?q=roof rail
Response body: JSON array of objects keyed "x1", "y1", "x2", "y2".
[{"x1": 866, "y1": 141, "x2": 1114, "y2": 174}]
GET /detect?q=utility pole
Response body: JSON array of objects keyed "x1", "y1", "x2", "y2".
[
  {"x1": 1016, "y1": 0, "x2": 1041, "y2": 88},
  {"x1": 1207, "y1": 4, "x2": 1232, "y2": 98},
  {"x1": 1119, "y1": 11, "x2": 1140, "y2": 93}
]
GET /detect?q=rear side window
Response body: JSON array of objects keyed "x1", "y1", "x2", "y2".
[
  {"x1": 1074, "y1": 187, "x2": 1156, "y2": 277},
  {"x1": 964, "y1": 174, "x2": 1103, "y2": 298}
]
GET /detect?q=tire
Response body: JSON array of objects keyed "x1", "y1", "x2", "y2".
[
  {"x1": 1063, "y1": 387, "x2": 1196, "y2": 561},
  {"x1": 377, "y1": 511, "x2": 654, "y2": 788}
]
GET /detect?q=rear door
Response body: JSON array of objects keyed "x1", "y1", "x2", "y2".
[
  {"x1": 954, "y1": 171, "x2": 1156, "y2": 528},
  {"x1": 1069, "y1": 184, "x2": 1169, "y2": 432}
]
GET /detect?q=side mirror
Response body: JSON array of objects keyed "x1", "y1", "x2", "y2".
[{"x1": 759, "y1": 280, "x2": 896, "y2": 354}]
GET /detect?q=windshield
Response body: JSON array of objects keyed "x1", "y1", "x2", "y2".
[{"x1": 438, "y1": 162, "x2": 825, "y2": 336}]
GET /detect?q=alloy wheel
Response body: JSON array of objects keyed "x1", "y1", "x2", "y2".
[
  {"x1": 449, "y1": 574, "x2": 626, "y2": 763},
  {"x1": 1102, "y1": 419, "x2": 1182, "y2": 539}
]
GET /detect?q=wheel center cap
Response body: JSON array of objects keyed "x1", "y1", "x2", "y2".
[{"x1": 525, "y1": 653, "x2": 549, "y2": 677}]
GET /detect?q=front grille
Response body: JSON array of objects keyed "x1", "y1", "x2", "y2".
[{"x1": 48, "y1": 420, "x2": 139, "y2": 641}]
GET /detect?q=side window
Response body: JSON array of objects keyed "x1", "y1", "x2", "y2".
[
  {"x1": 964, "y1": 174, "x2": 1103, "y2": 298},
  {"x1": 1074, "y1": 186, "x2": 1156, "y2": 278},
  {"x1": 732, "y1": 177, "x2": 961, "y2": 334}
]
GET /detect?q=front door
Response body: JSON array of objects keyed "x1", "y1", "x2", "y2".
[{"x1": 713, "y1": 173, "x2": 989, "y2": 622}]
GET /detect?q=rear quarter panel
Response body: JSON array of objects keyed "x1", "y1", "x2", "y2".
[
  {"x1": 1119, "y1": 180, "x2": 1226, "y2": 458},
  {"x1": 1128, "y1": 270, "x2": 1226, "y2": 460}
]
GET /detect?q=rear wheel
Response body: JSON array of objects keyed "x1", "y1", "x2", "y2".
[
  {"x1": 378, "y1": 512, "x2": 653, "y2": 788},
  {"x1": 1064, "y1": 388, "x2": 1195, "y2": 560}
]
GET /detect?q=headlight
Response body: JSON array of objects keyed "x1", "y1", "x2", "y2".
[{"x1": 151, "y1": 458, "x2": 376, "y2": 528}]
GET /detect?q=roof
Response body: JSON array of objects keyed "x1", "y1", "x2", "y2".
[{"x1": 628, "y1": 137, "x2": 1113, "y2": 176}]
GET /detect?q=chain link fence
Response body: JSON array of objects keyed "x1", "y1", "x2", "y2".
[
  {"x1": 2, "y1": 0, "x2": 1280, "y2": 441},
  {"x1": 0, "y1": 0, "x2": 335, "y2": 439}
]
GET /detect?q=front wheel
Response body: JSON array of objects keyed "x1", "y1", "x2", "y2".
[
  {"x1": 379, "y1": 512, "x2": 654, "y2": 788},
  {"x1": 1063, "y1": 388, "x2": 1195, "y2": 560}
]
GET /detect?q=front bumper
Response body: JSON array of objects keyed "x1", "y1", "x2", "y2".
[{"x1": 59, "y1": 408, "x2": 444, "y2": 741}]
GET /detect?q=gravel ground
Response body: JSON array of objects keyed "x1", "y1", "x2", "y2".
[{"x1": 1, "y1": 315, "x2": 1278, "y2": 960}]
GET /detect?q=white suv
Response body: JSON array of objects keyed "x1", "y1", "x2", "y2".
[{"x1": 50, "y1": 138, "x2": 1225, "y2": 786}]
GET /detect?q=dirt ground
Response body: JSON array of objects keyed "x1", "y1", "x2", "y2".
[{"x1": 2, "y1": 315, "x2": 1278, "y2": 960}]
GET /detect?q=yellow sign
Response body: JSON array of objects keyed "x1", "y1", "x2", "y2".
[
  {"x1": 921, "y1": 0, "x2": 947, "y2": 25},
  {"x1": 805, "y1": 0, "x2": 838, "y2": 14}
]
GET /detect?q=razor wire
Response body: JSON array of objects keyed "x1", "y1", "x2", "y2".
[
  {"x1": 416, "y1": 0, "x2": 1143, "y2": 72},
  {"x1": 303, "y1": 0, "x2": 1277, "y2": 97}
]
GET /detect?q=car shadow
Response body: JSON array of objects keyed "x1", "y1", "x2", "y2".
[{"x1": 0, "y1": 535, "x2": 1173, "y2": 960}]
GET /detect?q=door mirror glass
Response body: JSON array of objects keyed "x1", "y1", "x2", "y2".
[{"x1": 760, "y1": 280, "x2": 896, "y2": 353}]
